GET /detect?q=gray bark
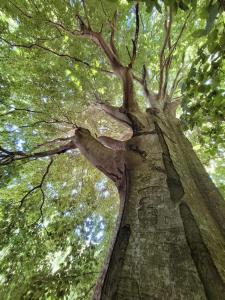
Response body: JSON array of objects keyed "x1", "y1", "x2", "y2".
[{"x1": 93, "y1": 111, "x2": 225, "y2": 300}]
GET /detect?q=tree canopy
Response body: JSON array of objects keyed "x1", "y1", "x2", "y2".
[{"x1": 0, "y1": 0, "x2": 224, "y2": 299}]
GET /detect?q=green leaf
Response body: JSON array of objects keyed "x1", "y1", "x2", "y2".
[
  {"x1": 205, "y1": 3, "x2": 219, "y2": 33},
  {"x1": 154, "y1": 1, "x2": 162, "y2": 13},
  {"x1": 192, "y1": 29, "x2": 207, "y2": 38},
  {"x1": 178, "y1": 0, "x2": 189, "y2": 11}
]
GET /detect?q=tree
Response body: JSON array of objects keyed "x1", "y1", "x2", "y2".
[{"x1": 0, "y1": 0, "x2": 225, "y2": 299}]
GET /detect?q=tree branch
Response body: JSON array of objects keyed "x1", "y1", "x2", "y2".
[
  {"x1": 165, "y1": 99, "x2": 181, "y2": 117},
  {"x1": 169, "y1": 63, "x2": 184, "y2": 98},
  {"x1": 75, "y1": 14, "x2": 122, "y2": 74},
  {"x1": 0, "y1": 107, "x2": 42, "y2": 117},
  {"x1": 19, "y1": 158, "x2": 53, "y2": 208},
  {"x1": 0, "y1": 36, "x2": 112, "y2": 75},
  {"x1": 35, "y1": 136, "x2": 75, "y2": 149},
  {"x1": 0, "y1": 141, "x2": 75, "y2": 165},
  {"x1": 97, "y1": 136, "x2": 125, "y2": 150},
  {"x1": 129, "y1": 3, "x2": 139, "y2": 68},
  {"x1": 75, "y1": 14, "x2": 139, "y2": 112},
  {"x1": 9, "y1": 0, "x2": 32, "y2": 19},
  {"x1": 134, "y1": 66, "x2": 157, "y2": 108},
  {"x1": 72, "y1": 127, "x2": 125, "y2": 186},
  {"x1": 163, "y1": 11, "x2": 191, "y2": 70},
  {"x1": 109, "y1": 11, "x2": 119, "y2": 59},
  {"x1": 95, "y1": 98, "x2": 132, "y2": 127},
  {"x1": 81, "y1": 0, "x2": 91, "y2": 30},
  {"x1": 158, "y1": 7, "x2": 173, "y2": 100}
]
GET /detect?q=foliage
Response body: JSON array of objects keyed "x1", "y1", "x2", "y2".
[
  {"x1": 181, "y1": 1, "x2": 225, "y2": 157},
  {"x1": 0, "y1": 0, "x2": 224, "y2": 299}
]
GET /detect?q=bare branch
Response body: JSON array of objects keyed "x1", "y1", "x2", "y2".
[
  {"x1": 162, "y1": 56, "x2": 172, "y2": 98},
  {"x1": 126, "y1": 45, "x2": 132, "y2": 61},
  {"x1": 100, "y1": 0, "x2": 108, "y2": 18}
]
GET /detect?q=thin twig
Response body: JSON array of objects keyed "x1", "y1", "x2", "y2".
[
  {"x1": 0, "y1": 141, "x2": 75, "y2": 166},
  {"x1": 163, "y1": 11, "x2": 191, "y2": 68},
  {"x1": 81, "y1": 0, "x2": 91, "y2": 29},
  {"x1": 110, "y1": 10, "x2": 119, "y2": 58},
  {"x1": 19, "y1": 158, "x2": 53, "y2": 208},
  {"x1": 0, "y1": 37, "x2": 113, "y2": 75},
  {"x1": 0, "y1": 107, "x2": 42, "y2": 117}
]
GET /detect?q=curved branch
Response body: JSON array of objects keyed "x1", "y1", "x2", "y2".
[
  {"x1": 95, "y1": 100, "x2": 132, "y2": 127},
  {"x1": 75, "y1": 15, "x2": 139, "y2": 112},
  {"x1": 72, "y1": 127, "x2": 125, "y2": 186},
  {"x1": 97, "y1": 136, "x2": 126, "y2": 150}
]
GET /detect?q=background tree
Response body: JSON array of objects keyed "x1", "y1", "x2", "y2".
[{"x1": 0, "y1": 0, "x2": 225, "y2": 299}]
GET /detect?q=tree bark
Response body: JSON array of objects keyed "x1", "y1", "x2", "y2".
[{"x1": 92, "y1": 111, "x2": 225, "y2": 300}]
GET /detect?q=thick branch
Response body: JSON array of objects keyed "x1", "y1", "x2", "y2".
[
  {"x1": 122, "y1": 68, "x2": 138, "y2": 111},
  {"x1": 75, "y1": 15, "x2": 138, "y2": 112},
  {"x1": 75, "y1": 15, "x2": 122, "y2": 73},
  {"x1": 165, "y1": 99, "x2": 181, "y2": 117},
  {"x1": 95, "y1": 101, "x2": 132, "y2": 127},
  {"x1": 134, "y1": 66, "x2": 157, "y2": 108},
  {"x1": 97, "y1": 136, "x2": 125, "y2": 150},
  {"x1": 72, "y1": 128, "x2": 125, "y2": 185}
]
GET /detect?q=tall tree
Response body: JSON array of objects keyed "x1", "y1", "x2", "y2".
[{"x1": 0, "y1": 0, "x2": 225, "y2": 299}]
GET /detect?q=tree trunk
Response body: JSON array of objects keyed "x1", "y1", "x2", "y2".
[{"x1": 93, "y1": 111, "x2": 225, "y2": 300}]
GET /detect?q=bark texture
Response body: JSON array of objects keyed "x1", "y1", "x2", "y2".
[{"x1": 91, "y1": 111, "x2": 225, "y2": 300}]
